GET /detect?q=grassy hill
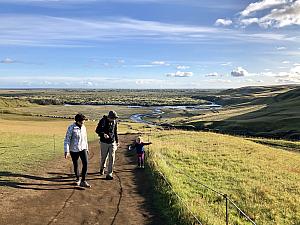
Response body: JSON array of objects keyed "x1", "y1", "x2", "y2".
[
  {"x1": 0, "y1": 97, "x2": 33, "y2": 108},
  {"x1": 154, "y1": 85, "x2": 300, "y2": 139},
  {"x1": 194, "y1": 86, "x2": 300, "y2": 139},
  {"x1": 147, "y1": 129, "x2": 300, "y2": 225}
]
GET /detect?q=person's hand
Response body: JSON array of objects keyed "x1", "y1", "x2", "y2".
[
  {"x1": 117, "y1": 142, "x2": 120, "y2": 147},
  {"x1": 104, "y1": 134, "x2": 110, "y2": 139},
  {"x1": 87, "y1": 150, "x2": 90, "y2": 155},
  {"x1": 64, "y1": 152, "x2": 70, "y2": 159}
]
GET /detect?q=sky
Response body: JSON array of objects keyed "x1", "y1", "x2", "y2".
[{"x1": 0, "y1": 0, "x2": 299, "y2": 89}]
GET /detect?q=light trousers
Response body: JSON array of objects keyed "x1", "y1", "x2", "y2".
[{"x1": 100, "y1": 142, "x2": 117, "y2": 176}]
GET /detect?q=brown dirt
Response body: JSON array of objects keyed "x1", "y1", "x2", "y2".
[{"x1": 0, "y1": 134, "x2": 166, "y2": 225}]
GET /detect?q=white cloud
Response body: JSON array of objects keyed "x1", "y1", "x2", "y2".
[
  {"x1": 0, "y1": 58, "x2": 16, "y2": 64},
  {"x1": 151, "y1": 61, "x2": 170, "y2": 66},
  {"x1": 0, "y1": 15, "x2": 295, "y2": 47},
  {"x1": 206, "y1": 72, "x2": 219, "y2": 77},
  {"x1": 215, "y1": 19, "x2": 233, "y2": 26},
  {"x1": 166, "y1": 71, "x2": 193, "y2": 77},
  {"x1": 239, "y1": 0, "x2": 300, "y2": 28},
  {"x1": 282, "y1": 60, "x2": 291, "y2": 64},
  {"x1": 240, "y1": 0, "x2": 289, "y2": 17},
  {"x1": 231, "y1": 67, "x2": 249, "y2": 77},
  {"x1": 290, "y1": 65, "x2": 300, "y2": 74},
  {"x1": 239, "y1": 18, "x2": 260, "y2": 27},
  {"x1": 221, "y1": 62, "x2": 232, "y2": 66},
  {"x1": 261, "y1": 65, "x2": 300, "y2": 84},
  {"x1": 176, "y1": 65, "x2": 190, "y2": 70},
  {"x1": 294, "y1": 63, "x2": 300, "y2": 66},
  {"x1": 276, "y1": 46, "x2": 287, "y2": 50},
  {"x1": 117, "y1": 59, "x2": 125, "y2": 64},
  {"x1": 134, "y1": 64, "x2": 155, "y2": 68},
  {"x1": 135, "y1": 79, "x2": 161, "y2": 85},
  {"x1": 261, "y1": 71, "x2": 278, "y2": 76}
]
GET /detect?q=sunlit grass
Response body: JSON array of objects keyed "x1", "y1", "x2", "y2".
[
  {"x1": 147, "y1": 130, "x2": 300, "y2": 225},
  {"x1": 0, "y1": 115, "x2": 99, "y2": 174}
]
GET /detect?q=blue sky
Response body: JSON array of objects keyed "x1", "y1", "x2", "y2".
[{"x1": 0, "y1": 0, "x2": 299, "y2": 89}]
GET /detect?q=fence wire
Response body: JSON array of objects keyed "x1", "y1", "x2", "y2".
[
  {"x1": 154, "y1": 151, "x2": 257, "y2": 225},
  {"x1": 153, "y1": 160, "x2": 203, "y2": 225}
]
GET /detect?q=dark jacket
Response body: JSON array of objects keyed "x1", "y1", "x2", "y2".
[
  {"x1": 95, "y1": 115, "x2": 118, "y2": 144},
  {"x1": 131, "y1": 142, "x2": 151, "y2": 154}
]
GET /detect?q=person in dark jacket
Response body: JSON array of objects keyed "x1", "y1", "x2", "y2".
[{"x1": 95, "y1": 110, "x2": 119, "y2": 180}]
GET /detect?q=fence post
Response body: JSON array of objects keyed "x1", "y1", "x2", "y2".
[
  {"x1": 225, "y1": 194, "x2": 229, "y2": 225},
  {"x1": 53, "y1": 134, "x2": 56, "y2": 152}
]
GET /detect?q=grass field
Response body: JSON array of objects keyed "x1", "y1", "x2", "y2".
[
  {"x1": 1, "y1": 87, "x2": 300, "y2": 225},
  {"x1": 147, "y1": 130, "x2": 300, "y2": 225},
  {"x1": 0, "y1": 113, "x2": 146, "y2": 176}
]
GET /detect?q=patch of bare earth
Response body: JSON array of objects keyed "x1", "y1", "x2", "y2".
[{"x1": 0, "y1": 134, "x2": 165, "y2": 225}]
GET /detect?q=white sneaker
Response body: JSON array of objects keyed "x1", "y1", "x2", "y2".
[
  {"x1": 80, "y1": 181, "x2": 91, "y2": 188},
  {"x1": 75, "y1": 178, "x2": 81, "y2": 186}
]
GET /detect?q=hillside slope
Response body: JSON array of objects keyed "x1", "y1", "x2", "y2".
[
  {"x1": 148, "y1": 130, "x2": 300, "y2": 225},
  {"x1": 186, "y1": 86, "x2": 300, "y2": 139}
]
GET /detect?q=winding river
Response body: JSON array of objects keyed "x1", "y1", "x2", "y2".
[{"x1": 129, "y1": 102, "x2": 222, "y2": 125}]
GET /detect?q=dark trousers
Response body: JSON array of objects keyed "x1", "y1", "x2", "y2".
[{"x1": 70, "y1": 150, "x2": 88, "y2": 181}]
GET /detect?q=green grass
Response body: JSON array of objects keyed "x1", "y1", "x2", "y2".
[
  {"x1": 147, "y1": 130, "x2": 300, "y2": 225},
  {"x1": 0, "y1": 115, "x2": 100, "y2": 175},
  {"x1": 247, "y1": 137, "x2": 300, "y2": 153},
  {"x1": 0, "y1": 112, "x2": 150, "y2": 176}
]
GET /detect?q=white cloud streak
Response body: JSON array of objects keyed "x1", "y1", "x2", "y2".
[
  {"x1": 276, "y1": 46, "x2": 287, "y2": 50},
  {"x1": 151, "y1": 61, "x2": 170, "y2": 66},
  {"x1": 166, "y1": 71, "x2": 193, "y2": 77},
  {"x1": 240, "y1": 0, "x2": 290, "y2": 17},
  {"x1": 176, "y1": 65, "x2": 190, "y2": 70},
  {"x1": 239, "y1": 0, "x2": 300, "y2": 28},
  {"x1": 0, "y1": 15, "x2": 296, "y2": 47},
  {"x1": 260, "y1": 65, "x2": 300, "y2": 84},
  {"x1": 206, "y1": 72, "x2": 219, "y2": 77}
]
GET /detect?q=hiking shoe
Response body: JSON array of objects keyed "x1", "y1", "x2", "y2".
[
  {"x1": 106, "y1": 175, "x2": 113, "y2": 180},
  {"x1": 141, "y1": 165, "x2": 145, "y2": 169},
  {"x1": 80, "y1": 181, "x2": 91, "y2": 188},
  {"x1": 100, "y1": 169, "x2": 104, "y2": 175},
  {"x1": 75, "y1": 178, "x2": 81, "y2": 186}
]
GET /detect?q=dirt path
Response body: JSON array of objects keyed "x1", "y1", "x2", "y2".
[{"x1": 0, "y1": 134, "x2": 165, "y2": 225}]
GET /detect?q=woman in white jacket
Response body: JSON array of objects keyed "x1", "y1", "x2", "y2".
[{"x1": 64, "y1": 113, "x2": 91, "y2": 188}]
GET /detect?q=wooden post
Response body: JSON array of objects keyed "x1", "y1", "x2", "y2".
[
  {"x1": 225, "y1": 194, "x2": 229, "y2": 225},
  {"x1": 53, "y1": 134, "x2": 56, "y2": 152}
]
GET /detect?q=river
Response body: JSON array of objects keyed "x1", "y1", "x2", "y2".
[{"x1": 129, "y1": 102, "x2": 222, "y2": 125}]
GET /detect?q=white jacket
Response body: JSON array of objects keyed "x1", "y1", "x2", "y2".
[{"x1": 64, "y1": 123, "x2": 88, "y2": 153}]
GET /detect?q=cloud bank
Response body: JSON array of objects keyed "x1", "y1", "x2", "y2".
[{"x1": 239, "y1": 0, "x2": 300, "y2": 28}]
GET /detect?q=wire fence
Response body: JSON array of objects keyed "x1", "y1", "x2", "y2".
[
  {"x1": 0, "y1": 134, "x2": 60, "y2": 155},
  {"x1": 146, "y1": 130, "x2": 257, "y2": 225}
]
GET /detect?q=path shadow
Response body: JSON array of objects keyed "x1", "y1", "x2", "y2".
[
  {"x1": 0, "y1": 171, "x2": 85, "y2": 191},
  {"x1": 122, "y1": 136, "x2": 168, "y2": 225}
]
